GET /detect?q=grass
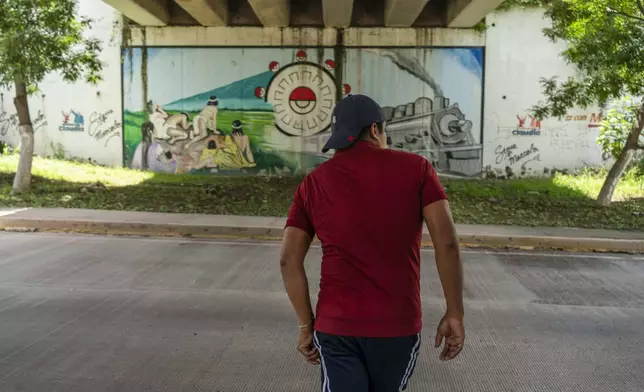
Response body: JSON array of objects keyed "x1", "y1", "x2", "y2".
[{"x1": 1, "y1": 155, "x2": 643, "y2": 230}]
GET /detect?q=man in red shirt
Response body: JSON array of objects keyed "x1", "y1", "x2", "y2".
[{"x1": 280, "y1": 94, "x2": 465, "y2": 392}]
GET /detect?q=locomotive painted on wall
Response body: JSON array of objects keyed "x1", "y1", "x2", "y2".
[{"x1": 384, "y1": 96, "x2": 482, "y2": 177}]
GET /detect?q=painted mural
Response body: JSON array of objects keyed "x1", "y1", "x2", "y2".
[{"x1": 122, "y1": 47, "x2": 483, "y2": 177}]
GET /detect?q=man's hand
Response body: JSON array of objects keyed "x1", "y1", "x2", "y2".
[
  {"x1": 297, "y1": 325, "x2": 320, "y2": 365},
  {"x1": 434, "y1": 314, "x2": 465, "y2": 361}
]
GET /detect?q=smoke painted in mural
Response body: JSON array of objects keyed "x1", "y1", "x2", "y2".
[{"x1": 122, "y1": 47, "x2": 483, "y2": 177}]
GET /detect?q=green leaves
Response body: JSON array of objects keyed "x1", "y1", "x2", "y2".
[
  {"x1": 534, "y1": 0, "x2": 644, "y2": 119},
  {"x1": 0, "y1": 0, "x2": 104, "y2": 90},
  {"x1": 597, "y1": 97, "x2": 643, "y2": 159},
  {"x1": 533, "y1": 77, "x2": 595, "y2": 119},
  {"x1": 497, "y1": 0, "x2": 548, "y2": 11}
]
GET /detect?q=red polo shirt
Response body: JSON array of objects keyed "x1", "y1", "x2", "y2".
[{"x1": 285, "y1": 141, "x2": 447, "y2": 337}]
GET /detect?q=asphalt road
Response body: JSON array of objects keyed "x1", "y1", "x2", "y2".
[{"x1": 0, "y1": 232, "x2": 643, "y2": 392}]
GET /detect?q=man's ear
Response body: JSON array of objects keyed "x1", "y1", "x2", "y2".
[{"x1": 369, "y1": 123, "x2": 380, "y2": 140}]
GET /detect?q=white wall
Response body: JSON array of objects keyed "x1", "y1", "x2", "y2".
[
  {"x1": 483, "y1": 7, "x2": 605, "y2": 177},
  {"x1": 0, "y1": 0, "x2": 123, "y2": 166}
]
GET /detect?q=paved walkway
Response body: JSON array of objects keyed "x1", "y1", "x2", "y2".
[
  {"x1": 1, "y1": 208, "x2": 643, "y2": 252},
  {"x1": 0, "y1": 232, "x2": 643, "y2": 391}
]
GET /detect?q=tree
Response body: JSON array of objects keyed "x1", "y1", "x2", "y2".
[
  {"x1": 0, "y1": 0, "x2": 103, "y2": 194},
  {"x1": 533, "y1": 0, "x2": 644, "y2": 206}
]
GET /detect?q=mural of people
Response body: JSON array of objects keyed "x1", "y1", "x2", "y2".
[
  {"x1": 164, "y1": 112, "x2": 191, "y2": 144},
  {"x1": 191, "y1": 96, "x2": 218, "y2": 141},
  {"x1": 148, "y1": 101, "x2": 170, "y2": 140},
  {"x1": 194, "y1": 129, "x2": 256, "y2": 171},
  {"x1": 131, "y1": 95, "x2": 258, "y2": 174},
  {"x1": 146, "y1": 100, "x2": 191, "y2": 143},
  {"x1": 139, "y1": 121, "x2": 155, "y2": 170},
  {"x1": 231, "y1": 120, "x2": 255, "y2": 165}
]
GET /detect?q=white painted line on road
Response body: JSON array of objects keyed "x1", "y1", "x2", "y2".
[
  {"x1": 1, "y1": 231, "x2": 642, "y2": 260},
  {"x1": 0, "y1": 208, "x2": 30, "y2": 217}
]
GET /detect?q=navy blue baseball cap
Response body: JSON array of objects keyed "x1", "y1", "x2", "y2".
[{"x1": 322, "y1": 94, "x2": 386, "y2": 153}]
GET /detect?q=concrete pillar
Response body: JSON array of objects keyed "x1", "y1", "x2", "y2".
[
  {"x1": 447, "y1": 0, "x2": 505, "y2": 27},
  {"x1": 172, "y1": 0, "x2": 228, "y2": 26},
  {"x1": 384, "y1": 0, "x2": 430, "y2": 27},
  {"x1": 322, "y1": 0, "x2": 354, "y2": 28},
  {"x1": 247, "y1": 0, "x2": 290, "y2": 27},
  {"x1": 102, "y1": 0, "x2": 170, "y2": 26}
]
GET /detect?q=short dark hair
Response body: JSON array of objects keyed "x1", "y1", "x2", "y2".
[{"x1": 359, "y1": 122, "x2": 383, "y2": 140}]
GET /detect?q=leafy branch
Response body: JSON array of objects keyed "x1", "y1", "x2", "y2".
[{"x1": 606, "y1": 0, "x2": 644, "y2": 22}]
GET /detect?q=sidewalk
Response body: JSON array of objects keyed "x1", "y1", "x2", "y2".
[{"x1": 1, "y1": 208, "x2": 643, "y2": 253}]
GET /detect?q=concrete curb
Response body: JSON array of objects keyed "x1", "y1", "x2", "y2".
[
  {"x1": 1, "y1": 216, "x2": 642, "y2": 254},
  {"x1": 455, "y1": 234, "x2": 644, "y2": 254}
]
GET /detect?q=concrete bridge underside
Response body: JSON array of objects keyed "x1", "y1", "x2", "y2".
[{"x1": 102, "y1": 0, "x2": 503, "y2": 29}]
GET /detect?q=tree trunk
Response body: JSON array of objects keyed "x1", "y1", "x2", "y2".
[
  {"x1": 141, "y1": 47, "x2": 149, "y2": 172},
  {"x1": 11, "y1": 80, "x2": 34, "y2": 195},
  {"x1": 596, "y1": 104, "x2": 644, "y2": 206}
]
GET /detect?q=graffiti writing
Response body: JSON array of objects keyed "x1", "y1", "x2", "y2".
[
  {"x1": 495, "y1": 143, "x2": 539, "y2": 166},
  {"x1": 509, "y1": 144, "x2": 539, "y2": 165},
  {"x1": 33, "y1": 111, "x2": 48, "y2": 132},
  {"x1": 88, "y1": 109, "x2": 121, "y2": 146},
  {"x1": 564, "y1": 112, "x2": 602, "y2": 128},
  {"x1": 0, "y1": 111, "x2": 18, "y2": 136},
  {"x1": 0, "y1": 110, "x2": 48, "y2": 135},
  {"x1": 495, "y1": 144, "x2": 517, "y2": 164},
  {"x1": 550, "y1": 138, "x2": 591, "y2": 151},
  {"x1": 545, "y1": 123, "x2": 595, "y2": 152},
  {"x1": 589, "y1": 113, "x2": 603, "y2": 127},
  {"x1": 520, "y1": 153, "x2": 541, "y2": 170}
]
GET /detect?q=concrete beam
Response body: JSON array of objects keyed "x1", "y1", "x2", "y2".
[
  {"x1": 172, "y1": 0, "x2": 228, "y2": 26},
  {"x1": 447, "y1": 0, "x2": 505, "y2": 28},
  {"x1": 130, "y1": 26, "x2": 339, "y2": 46},
  {"x1": 129, "y1": 26, "x2": 484, "y2": 47},
  {"x1": 247, "y1": 0, "x2": 289, "y2": 27},
  {"x1": 343, "y1": 27, "x2": 484, "y2": 47},
  {"x1": 384, "y1": 0, "x2": 430, "y2": 27},
  {"x1": 102, "y1": 0, "x2": 170, "y2": 26},
  {"x1": 322, "y1": 0, "x2": 354, "y2": 27}
]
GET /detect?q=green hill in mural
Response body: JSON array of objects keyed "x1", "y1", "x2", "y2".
[{"x1": 164, "y1": 71, "x2": 274, "y2": 112}]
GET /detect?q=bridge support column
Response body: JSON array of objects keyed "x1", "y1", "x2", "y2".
[
  {"x1": 102, "y1": 0, "x2": 169, "y2": 26},
  {"x1": 247, "y1": 0, "x2": 289, "y2": 27},
  {"x1": 447, "y1": 0, "x2": 505, "y2": 27},
  {"x1": 384, "y1": 0, "x2": 430, "y2": 27},
  {"x1": 172, "y1": 0, "x2": 228, "y2": 26},
  {"x1": 322, "y1": 0, "x2": 354, "y2": 28}
]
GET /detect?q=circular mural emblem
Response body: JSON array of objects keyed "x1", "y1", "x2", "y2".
[
  {"x1": 264, "y1": 61, "x2": 337, "y2": 137},
  {"x1": 289, "y1": 86, "x2": 317, "y2": 115}
]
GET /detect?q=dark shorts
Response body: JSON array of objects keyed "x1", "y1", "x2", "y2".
[{"x1": 313, "y1": 331, "x2": 421, "y2": 392}]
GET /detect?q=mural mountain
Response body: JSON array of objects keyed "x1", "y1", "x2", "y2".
[{"x1": 164, "y1": 71, "x2": 274, "y2": 111}]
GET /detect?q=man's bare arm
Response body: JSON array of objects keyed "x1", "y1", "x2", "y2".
[
  {"x1": 423, "y1": 199, "x2": 465, "y2": 361},
  {"x1": 280, "y1": 227, "x2": 315, "y2": 326},
  {"x1": 423, "y1": 199, "x2": 463, "y2": 317}
]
